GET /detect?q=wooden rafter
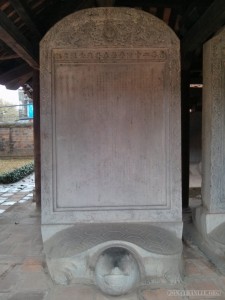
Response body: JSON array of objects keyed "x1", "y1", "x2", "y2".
[
  {"x1": 5, "y1": 70, "x2": 32, "y2": 89},
  {"x1": 0, "y1": 10, "x2": 39, "y2": 69},
  {"x1": 168, "y1": 8, "x2": 178, "y2": 29},
  {"x1": 115, "y1": 0, "x2": 185, "y2": 9},
  {"x1": 182, "y1": 0, "x2": 225, "y2": 56},
  {"x1": 96, "y1": 0, "x2": 115, "y2": 6},
  {"x1": 9, "y1": 0, "x2": 41, "y2": 38},
  {"x1": 163, "y1": 8, "x2": 171, "y2": 23},
  {"x1": 0, "y1": 54, "x2": 19, "y2": 60},
  {"x1": 40, "y1": 0, "x2": 94, "y2": 31},
  {"x1": 0, "y1": 63, "x2": 31, "y2": 84},
  {"x1": 0, "y1": 38, "x2": 14, "y2": 53}
]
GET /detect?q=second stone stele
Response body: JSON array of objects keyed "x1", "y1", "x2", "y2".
[{"x1": 40, "y1": 7, "x2": 183, "y2": 296}]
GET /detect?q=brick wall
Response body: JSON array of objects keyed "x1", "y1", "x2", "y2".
[{"x1": 0, "y1": 123, "x2": 34, "y2": 157}]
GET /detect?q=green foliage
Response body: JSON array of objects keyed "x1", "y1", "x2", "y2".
[{"x1": 0, "y1": 162, "x2": 34, "y2": 184}]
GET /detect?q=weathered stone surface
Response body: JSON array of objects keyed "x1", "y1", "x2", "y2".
[
  {"x1": 46, "y1": 286, "x2": 96, "y2": 300},
  {"x1": 201, "y1": 30, "x2": 225, "y2": 214},
  {"x1": 43, "y1": 224, "x2": 182, "y2": 258},
  {"x1": 96, "y1": 292, "x2": 138, "y2": 300},
  {"x1": 0, "y1": 265, "x2": 18, "y2": 292},
  {"x1": 0, "y1": 224, "x2": 42, "y2": 256},
  {"x1": 40, "y1": 7, "x2": 182, "y2": 296},
  {"x1": 7, "y1": 292, "x2": 46, "y2": 300},
  {"x1": 40, "y1": 7, "x2": 181, "y2": 225},
  {"x1": 193, "y1": 27, "x2": 225, "y2": 257}
]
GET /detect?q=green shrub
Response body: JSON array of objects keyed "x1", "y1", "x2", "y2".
[{"x1": 0, "y1": 162, "x2": 34, "y2": 184}]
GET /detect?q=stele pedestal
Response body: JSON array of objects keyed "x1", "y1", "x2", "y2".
[{"x1": 40, "y1": 8, "x2": 183, "y2": 296}]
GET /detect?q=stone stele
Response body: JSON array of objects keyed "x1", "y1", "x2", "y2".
[
  {"x1": 193, "y1": 26, "x2": 225, "y2": 257},
  {"x1": 40, "y1": 8, "x2": 183, "y2": 296}
]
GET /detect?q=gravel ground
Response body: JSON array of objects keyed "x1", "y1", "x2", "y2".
[{"x1": 0, "y1": 158, "x2": 33, "y2": 174}]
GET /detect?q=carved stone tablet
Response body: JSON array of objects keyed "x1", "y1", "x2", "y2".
[
  {"x1": 40, "y1": 8, "x2": 181, "y2": 225},
  {"x1": 202, "y1": 31, "x2": 225, "y2": 213},
  {"x1": 40, "y1": 8, "x2": 183, "y2": 294},
  {"x1": 193, "y1": 25, "x2": 225, "y2": 257}
]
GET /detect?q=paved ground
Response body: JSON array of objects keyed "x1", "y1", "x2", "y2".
[
  {"x1": 0, "y1": 178, "x2": 225, "y2": 299},
  {"x1": 0, "y1": 174, "x2": 34, "y2": 214}
]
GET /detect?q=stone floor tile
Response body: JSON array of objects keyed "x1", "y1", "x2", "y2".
[
  {"x1": 185, "y1": 279, "x2": 220, "y2": 290},
  {"x1": 0, "y1": 265, "x2": 19, "y2": 292},
  {"x1": 0, "y1": 206, "x2": 9, "y2": 211},
  {"x1": 185, "y1": 259, "x2": 217, "y2": 277},
  {"x1": 0, "y1": 187, "x2": 9, "y2": 191},
  {"x1": 1, "y1": 201, "x2": 16, "y2": 206},
  {"x1": 96, "y1": 291, "x2": 138, "y2": 299},
  {"x1": 217, "y1": 276, "x2": 225, "y2": 288},
  {"x1": 0, "y1": 224, "x2": 43, "y2": 256},
  {"x1": 0, "y1": 293, "x2": 10, "y2": 300},
  {"x1": 0, "y1": 256, "x2": 25, "y2": 265},
  {"x1": 9, "y1": 194, "x2": 24, "y2": 199},
  {"x1": 16, "y1": 269, "x2": 50, "y2": 291},
  {"x1": 21, "y1": 257, "x2": 44, "y2": 272},
  {"x1": 185, "y1": 259, "x2": 202, "y2": 276},
  {"x1": 19, "y1": 199, "x2": 28, "y2": 203},
  {"x1": 194, "y1": 259, "x2": 218, "y2": 276},
  {"x1": 18, "y1": 195, "x2": 29, "y2": 199},
  {"x1": 7, "y1": 291, "x2": 46, "y2": 300},
  {"x1": 22, "y1": 197, "x2": 32, "y2": 200},
  {"x1": 0, "y1": 263, "x2": 12, "y2": 276},
  {"x1": 46, "y1": 285, "x2": 96, "y2": 300}
]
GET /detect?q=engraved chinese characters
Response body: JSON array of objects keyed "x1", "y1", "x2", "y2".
[{"x1": 54, "y1": 50, "x2": 167, "y2": 210}]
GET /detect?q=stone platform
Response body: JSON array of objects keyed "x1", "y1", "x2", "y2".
[
  {"x1": 42, "y1": 223, "x2": 183, "y2": 294},
  {"x1": 0, "y1": 189, "x2": 225, "y2": 299}
]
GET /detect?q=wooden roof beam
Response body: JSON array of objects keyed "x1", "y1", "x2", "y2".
[
  {"x1": 5, "y1": 71, "x2": 32, "y2": 90},
  {"x1": 182, "y1": 0, "x2": 225, "y2": 56},
  {"x1": 0, "y1": 54, "x2": 19, "y2": 60},
  {"x1": 179, "y1": 0, "x2": 213, "y2": 37},
  {"x1": 42, "y1": 0, "x2": 95, "y2": 31},
  {"x1": 0, "y1": 38, "x2": 15, "y2": 54},
  {"x1": 96, "y1": 0, "x2": 115, "y2": 6},
  {"x1": 9, "y1": 0, "x2": 41, "y2": 39},
  {"x1": 115, "y1": 0, "x2": 185, "y2": 9},
  {"x1": 0, "y1": 63, "x2": 31, "y2": 84},
  {"x1": 0, "y1": 10, "x2": 39, "y2": 69}
]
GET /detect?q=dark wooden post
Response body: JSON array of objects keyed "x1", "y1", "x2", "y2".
[
  {"x1": 33, "y1": 70, "x2": 41, "y2": 207},
  {"x1": 181, "y1": 67, "x2": 190, "y2": 209}
]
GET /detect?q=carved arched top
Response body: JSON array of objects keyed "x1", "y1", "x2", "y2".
[{"x1": 41, "y1": 7, "x2": 179, "y2": 50}]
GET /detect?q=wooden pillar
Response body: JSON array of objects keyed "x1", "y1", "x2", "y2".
[
  {"x1": 33, "y1": 70, "x2": 41, "y2": 206},
  {"x1": 181, "y1": 68, "x2": 190, "y2": 209}
]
